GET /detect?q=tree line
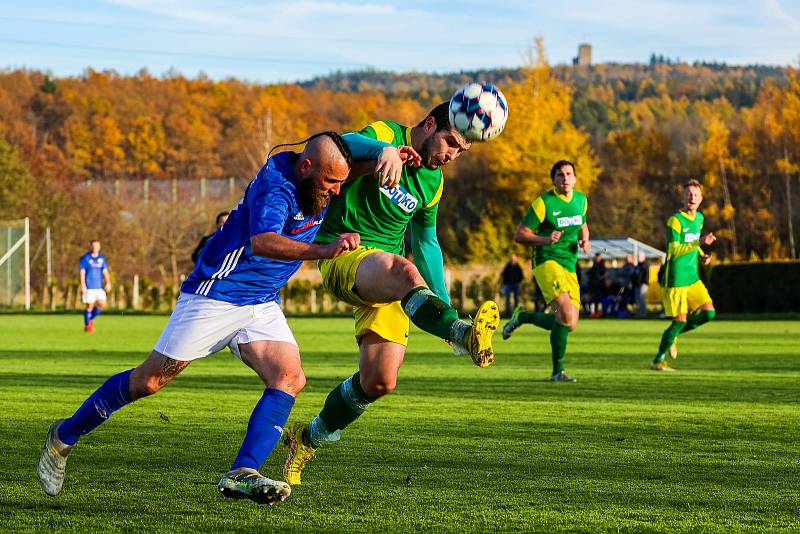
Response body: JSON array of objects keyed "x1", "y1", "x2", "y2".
[{"x1": 0, "y1": 40, "x2": 798, "y2": 300}]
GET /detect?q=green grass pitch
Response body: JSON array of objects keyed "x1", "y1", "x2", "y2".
[{"x1": 1, "y1": 314, "x2": 798, "y2": 532}]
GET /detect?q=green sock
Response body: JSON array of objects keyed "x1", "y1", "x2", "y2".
[
  {"x1": 655, "y1": 320, "x2": 686, "y2": 362},
  {"x1": 519, "y1": 311, "x2": 555, "y2": 331},
  {"x1": 310, "y1": 372, "x2": 374, "y2": 448},
  {"x1": 401, "y1": 286, "x2": 465, "y2": 343},
  {"x1": 681, "y1": 310, "x2": 715, "y2": 333},
  {"x1": 550, "y1": 322, "x2": 570, "y2": 375}
]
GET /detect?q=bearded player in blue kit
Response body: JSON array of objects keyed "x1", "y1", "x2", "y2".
[{"x1": 38, "y1": 131, "x2": 419, "y2": 505}]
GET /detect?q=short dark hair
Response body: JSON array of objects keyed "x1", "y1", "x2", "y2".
[
  {"x1": 684, "y1": 179, "x2": 702, "y2": 191},
  {"x1": 215, "y1": 211, "x2": 229, "y2": 225},
  {"x1": 418, "y1": 102, "x2": 451, "y2": 131},
  {"x1": 550, "y1": 160, "x2": 575, "y2": 180},
  {"x1": 89, "y1": 239, "x2": 100, "y2": 244}
]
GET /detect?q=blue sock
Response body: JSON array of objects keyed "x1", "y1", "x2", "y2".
[
  {"x1": 90, "y1": 307, "x2": 102, "y2": 320},
  {"x1": 230, "y1": 388, "x2": 295, "y2": 472},
  {"x1": 84, "y1": 309, "x2": 92, "y2": 326},
  {"x1": 58, "y1": 369, "x2": 134, "y2": 445}
]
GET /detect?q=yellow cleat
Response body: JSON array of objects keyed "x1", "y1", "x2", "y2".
[
  {"x1": 669, "y1": 338, "x2": 679, "y2": 359},
  {"x1": 465, "y1": 301, "x2": 500, "y2": 367},
  {"x1": 282, "y1": 422, "x2": 316, "y2": 486},
  {"x1": 651, "y1": 361, "x2": 675, "y2": 372}
]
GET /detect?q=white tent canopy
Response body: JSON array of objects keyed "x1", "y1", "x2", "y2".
[{"x1": 579, "y1": 237, "x2": 665, "y2": 262}]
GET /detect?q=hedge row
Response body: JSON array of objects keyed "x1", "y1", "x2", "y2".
[{"x1": 706, "y1": 262, "x2": 800, "y2": 313}]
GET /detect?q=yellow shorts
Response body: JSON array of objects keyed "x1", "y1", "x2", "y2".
[
  {"x1": 318, "y1": 246, "x2": 410, "y2": 346},
  {"x1": 533, "y1": 260, "x2": 581, "y2": 309},
  {"x1": 662, "y1": 280, "x2": 713, "y2": 317}
]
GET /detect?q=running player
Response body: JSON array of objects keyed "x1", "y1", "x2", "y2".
[
  {"x1": 651, "y1": 179, "x2": 716, "y2": 371},
  {"x1": 38, "y1": 132, "x2": 408, "y2": 505},
  {"x1": 282, "y1": 103, "x2": 500, "y2": 486},
  {"x1": 501, "y1": 160, "x2": 590, "y2": 382},
  {"x1": 79, "y1": 240, "x2": 111, "y2": 333}
]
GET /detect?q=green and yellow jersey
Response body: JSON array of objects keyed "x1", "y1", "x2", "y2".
[
  {"x1": 315, "y1": 121, "x2": 443, "y2": 255},
  {"x1": 520, "y1": 189, "x2": 587, "y2": 273},
  {"x1": 662, "y1": 210, "x2": 704, "y2": 288}
]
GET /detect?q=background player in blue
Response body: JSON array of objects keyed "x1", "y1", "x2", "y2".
[
  {"x1": 79, "y1": 240, "x2": 111, "y2": 333},
  {"x1": 39, "y1": 131, "x2": 417, "y2": 505}
]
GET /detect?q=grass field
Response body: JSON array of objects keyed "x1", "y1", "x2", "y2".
[{"x1": 1, "y1": 314, "x2": 798, "y2": 533}]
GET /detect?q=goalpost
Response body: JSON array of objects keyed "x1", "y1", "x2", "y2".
[{"x1": 0, "y1": 218, "x2": 30, "y2": 310}]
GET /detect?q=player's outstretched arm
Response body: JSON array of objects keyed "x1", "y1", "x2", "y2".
[{"x1": 251, "y1": 232, "x2": 360, "y2": 261}]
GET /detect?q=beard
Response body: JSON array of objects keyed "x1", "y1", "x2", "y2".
[
  {"x1": 298, "y1": 177, "x2": 329, "y2": 217},
  {"x1": 419, "y1": 135, "x2": 439, "y2": 169}
]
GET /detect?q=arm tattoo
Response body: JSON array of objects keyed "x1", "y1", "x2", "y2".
[{"x1": 158, "y1": 357, "x2": 189, "y2": 387}]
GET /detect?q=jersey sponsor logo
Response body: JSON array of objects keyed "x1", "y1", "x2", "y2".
[
  {"x1": 685, "y1": 232, "x2": 700, "y2": 242},
  {"x1": 288, "y1": 218, "x2": 322, "y2": 235},
  {"x1": 380, "y1": 184, "x2": 419, "y2": 213},
  {"x1": 556, "y1": 215, "x2": 583, "y2": 228}
]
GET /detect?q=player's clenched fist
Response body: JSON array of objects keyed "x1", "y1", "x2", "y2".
[
  {"x1": 549, "y1": 230, "x2": 563, "y2": 244},
  {"x1": 324, "y1": 232, "x2": 361, "y2": 258}
]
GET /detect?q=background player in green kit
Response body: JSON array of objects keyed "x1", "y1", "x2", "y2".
[
  {"x1": 651, "y1": 179, "x2": 717, "y2": 371},
  {"x1": 282, "y1": 102, "x2": 500, "y2": 485},
  {"x1": 502, "y1": 160, "x2": 590, "y2": 382}
]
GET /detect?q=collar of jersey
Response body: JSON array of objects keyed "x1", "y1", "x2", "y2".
[
  {"x1": 551, "y1": 188, "x2": 574, "y2": 202},
  {"x1": 680, "y1": 209, "x2": 697, "y2": 221},
  {"x1": 403, "y1": 126, "x2": 412, "y2": 147}
]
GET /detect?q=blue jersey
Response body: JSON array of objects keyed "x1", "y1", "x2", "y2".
[
  {"x1": 79, "y1": 253, "x2": 108, "y2": 289},
  {"x1": 182, "y1": 152, "x2": 326, "y2": 306}
]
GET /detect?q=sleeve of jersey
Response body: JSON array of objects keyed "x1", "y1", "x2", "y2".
[
  {"x1": 665, "y1": 217, "x2": 698, "y2": 258},
  {"x1": 520, "y1": 197, "x2": 546, "y2": 231},
  {"x1": 249, "y1": 179, "x2": 292, "y2": 237},
  {"x1": 341, "y1": 132, "x2": 391, "y2": 161},
  {"x1": 79, "y1": 256, "x2": 86, "y2": 270},
  {"x1": 410, "y1": 221, "x2": 450, "y2": 305}
]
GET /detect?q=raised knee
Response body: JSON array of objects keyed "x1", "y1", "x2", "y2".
[{"x1": 393, "y1": 259, "x2": 424, "y2": 289}]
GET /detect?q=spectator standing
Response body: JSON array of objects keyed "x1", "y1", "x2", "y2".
[
  {"x1": 500, "y1": 254, "x2": 524, "y2": 316},
  {"x1": 634, "y1": 252, "x2": 650, "y2": 317},
  {"x1": 192, "y1": 211, "x2": 229, "y2": 264},
  {"x1": 587, "y1": 252, "x2": 606, "y2": 317}
]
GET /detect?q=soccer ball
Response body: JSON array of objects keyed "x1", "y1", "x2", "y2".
[{"x1": 448, "y1": 82, "x2": 508, "y2": 141}]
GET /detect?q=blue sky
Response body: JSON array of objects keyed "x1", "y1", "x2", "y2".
[{"x1": 1, "y1": 0, "x2": 798, "y2": 83}]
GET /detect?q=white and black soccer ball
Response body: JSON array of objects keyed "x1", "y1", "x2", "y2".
[{"x1": 448, "y1": 82, "x2": 508, "y2": 142}]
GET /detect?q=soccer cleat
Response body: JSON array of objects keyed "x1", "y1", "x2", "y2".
[
  {"x1": 463, "y1": 301, "x2": 500, "y2": 367},
  {"x1": 218, "y1": 467, "x2": 291, "y2": 505},
  {"x1": 669, "y1": 339, "x2": 679, "y2": 359},
  {"x1": 38, "y1": 420, "x2": 72, "y2": 496},
  {"x1": 85, "y1": 321, "x2": 95, "y2": 333},
  {"x1": 282, "y1": 422, "x2": 316, "y2": 486},
  {"x1": 651, "y1": 361, "x2": 675, "y2": 372},
  {"x1": 501, "y1": 306, "x2": 522, "y2": 340},
  {"x1": 551, "y1": 371, "x2": 577, "y2": 382}
]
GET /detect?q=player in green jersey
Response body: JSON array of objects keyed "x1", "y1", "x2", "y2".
[
  {"x1": 282, "y1": 102, "x2": 500, "y2": 486},
  {"x1": 651, "y1": 179, "x2": 716, "y2": 371},
  {"x1": 501, "y1": 160, "x2": 590, "y2": 382}
]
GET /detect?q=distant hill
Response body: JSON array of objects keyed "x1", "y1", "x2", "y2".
[{"x1": 301, "y1": 61, "x2": 789, "y2": 108}]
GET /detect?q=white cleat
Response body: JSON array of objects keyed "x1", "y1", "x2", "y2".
[
  {"x1": 218, "y1": 467, "x2": 291, "y2": 505},
  {"x1": 38, "y1": 420, "x2": 72, "y2": 496}
]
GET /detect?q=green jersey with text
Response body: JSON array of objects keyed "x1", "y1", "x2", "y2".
[
  {"x1": 520, "y1": 189, "x2": 587, "y2": 272},
  {"x1": 315, "y1": 121, "x2": 443, "y2": 255},
  {"x1": 662, "y1": 210, "x2": 704, "y2": 288}
]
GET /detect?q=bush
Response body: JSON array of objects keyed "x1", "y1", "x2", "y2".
[{"x1": 707, "y1": 262, "x2": 800, "y2": 313}]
